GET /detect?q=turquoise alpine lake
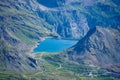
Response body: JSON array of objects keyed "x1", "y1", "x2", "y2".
[{"x1": 34, "y1": 38, "x2": 78, "y2": 53}]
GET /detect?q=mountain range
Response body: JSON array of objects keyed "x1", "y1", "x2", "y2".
[{"x1": 0, "y1": 0, "x2": 120, "y2": 80}]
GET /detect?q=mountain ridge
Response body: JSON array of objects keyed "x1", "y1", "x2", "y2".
[{"x1": 65, "y1": 26, "x2": 120, "y2": 77}]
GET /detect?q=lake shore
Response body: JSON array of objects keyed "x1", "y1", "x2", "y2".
[{"x1": 33, "y1": 38, "x2": 78, "y2": 53}]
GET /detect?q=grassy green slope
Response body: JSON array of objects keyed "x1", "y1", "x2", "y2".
[
  {"x1": 25, "y1": 52, "x2": 116, "y2": 80},
  {"x1": 0, "y1": 0, "x2": 58, "y2": 72}
]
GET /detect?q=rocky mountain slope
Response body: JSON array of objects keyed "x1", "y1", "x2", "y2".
[
  {"x1": 0, "y1": 0, "x2": 54, "y2": 71},
  {"x1": 0, "y1": 0, "x2": 120, "y2": 79},
  {"x1": 66, "y1": 27, "x2": 120, "y2": 78}
]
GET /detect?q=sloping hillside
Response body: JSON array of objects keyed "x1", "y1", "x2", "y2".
[
  {"x1": 66, "y1": 27, "x2": 120, "y2": 78},
  {"x1": 0, "y1": 0, "x2": 54, "y2": 71}
]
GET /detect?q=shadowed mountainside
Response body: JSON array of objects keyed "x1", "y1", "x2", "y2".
[{"x1": 66, "y1": 27, "x2": 120, "y2": 78}]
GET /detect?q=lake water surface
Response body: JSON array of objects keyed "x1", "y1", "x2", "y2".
[{"x1": 34, "y1": 38, "x2": 78, "y2": 53}]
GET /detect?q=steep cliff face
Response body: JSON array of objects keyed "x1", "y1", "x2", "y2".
[
  {"x1": 36, "y1": 0, "x2": 120, "y2": 39},
  {"x1": 4, "y1": 0, "x2": 118, "y2": 39},
  {"x1": 38, "y1": 10, "x2": 89, "y2": 39},
  {"x1": 66, "y1": 27, "x2": 120, "y2": 77}
]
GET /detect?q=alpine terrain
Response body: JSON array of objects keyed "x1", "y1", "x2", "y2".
[{"x1": 0, "y1": 0, "x2": 120, "y2": 80}]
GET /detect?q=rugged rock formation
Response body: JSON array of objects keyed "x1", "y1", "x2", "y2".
[
  {"x1": 37, "y1": 10, "x2": 89, "y2": 39},
  {"x1": 36, "y1": 0, "x2": 120, "y2": 39}
]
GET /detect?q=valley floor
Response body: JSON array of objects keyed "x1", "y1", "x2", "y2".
[{"x1": 0, "y1": 52, "x2": 118, "y2": 80}]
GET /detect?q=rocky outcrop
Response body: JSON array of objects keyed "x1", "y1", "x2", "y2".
[{"x1": 37, "y1": 10, "x2": 89, "y2": 39}]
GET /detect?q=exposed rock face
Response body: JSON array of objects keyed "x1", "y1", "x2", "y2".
[
  {"x1": 66, "y1": 27, "x2": 120, "y2": 77},
  {"x1": 36, "y1": 0, "x2": 120, "y2": 39},
  {"x1": 38, "y1": 10, "x2": 89, "y2": 39}
]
